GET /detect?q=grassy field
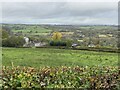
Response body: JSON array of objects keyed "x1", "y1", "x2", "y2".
[
  {"x1": 2, "y1": 48, "x2": 118, "y2": 68},
  {"x1": 12, "y1": 26, "x2": 52, "y2": 36}
]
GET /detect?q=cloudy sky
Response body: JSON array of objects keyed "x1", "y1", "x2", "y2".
[{"x1": 0, "y1": 0, "x2": 118, "y2": 25}]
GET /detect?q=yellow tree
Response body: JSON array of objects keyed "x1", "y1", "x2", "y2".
[{"x1": 52, "y1": 32, "x2": 62, "y2": 41}]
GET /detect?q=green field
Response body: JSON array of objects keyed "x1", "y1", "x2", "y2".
[
  {"x1": 12, "y1": 26, "x2": 52, "y2": 36},
  {"x1": 2, "y1": 48, "x2": 118, "y2": 68}
]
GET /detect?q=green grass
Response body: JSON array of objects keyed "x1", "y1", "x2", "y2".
[
  {"x1": 2, "y1": 48, "x2": 118, "y2": 68},
  {"x1": 12, "y1": 26, "x2": 52, "y2": 36},
  {"x1": 12, "y1": 29, "x2": 52, "y2": 33}
]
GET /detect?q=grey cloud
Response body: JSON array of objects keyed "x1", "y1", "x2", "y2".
[
  {"x1": 2, "y1": 2, "x2": 66, "y2": 18},
  {"x1": 1, "y1": 2, "x2": 118, "y2": 25}
]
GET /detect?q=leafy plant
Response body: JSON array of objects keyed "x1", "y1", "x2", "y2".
[{"x1": 2, "y1": 66, "x2": 120, "y2": 89}]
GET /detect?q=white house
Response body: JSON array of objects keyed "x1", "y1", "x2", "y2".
[
  {"x1": 88, "y1": 44, "x2": 96, "y2": 47},
  {"x1": 34, "y1": 42, "x2": 46, "y2": 47},
  {"x1": 98, "y1": 35, "x2": 107, "y2": 38},
  {"x1": 24, "y1": 37, "x2": 29, "y2": 44}
]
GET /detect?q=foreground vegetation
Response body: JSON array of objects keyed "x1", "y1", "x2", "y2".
[
  {"x1": 2, "y1": 48, "x2": 118, "y2": 67},
  {"x1": 2, "y1": 46, "x2": 119, "y2": 89},
  {"x1": 2, "y1": 66, "x2": 120, "y2": 89}
]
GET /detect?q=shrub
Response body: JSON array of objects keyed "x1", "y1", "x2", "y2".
[
  {"x1": 49, "y1": 41, "x2": 54, "y2": 46},
  {"x1": 2, "y1": 36, "x2": 25, "y2": 47},
  {"x1": 2, "y1": 66, "x2": 120, "y2": 89},
  {"x1": 60, "y1": 41, "x2": 66, "y2": 46},
  {"x1": 49, "y1": 41, "x2": 66, "y2": 46},
  {"x1": 1, "y1": 29, "x2": 9, "y2": 39}
]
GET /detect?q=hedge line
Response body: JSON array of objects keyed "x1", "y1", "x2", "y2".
[{"x1": 2, "y1": 66, "x2": 120, "y2": 89}]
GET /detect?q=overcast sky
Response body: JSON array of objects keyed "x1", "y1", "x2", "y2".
[{"x1": 1, "y1": 0, "x2": 118, "y2": 25}]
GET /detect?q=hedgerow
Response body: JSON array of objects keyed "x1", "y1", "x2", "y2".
[{"x1": 2, "y1": 66, "x2": 120, "y2": 89}]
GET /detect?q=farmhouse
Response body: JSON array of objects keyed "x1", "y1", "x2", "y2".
[
  {"x1": 98, "y1": 35, "x2": 107, "y2": 38},
  {"x1": 24, "y1": 37, "x2": 29, "y2": 44},
  {"x1": 107, "y1": 34, "x2": 113, "y2": 37},
  {"x1": 34, "y1": 42, "x2": 46, "y2": 47},
  {"x1": 88, "y1": 44, "x2": 96, "y2": 47}
]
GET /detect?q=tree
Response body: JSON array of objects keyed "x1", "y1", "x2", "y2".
[
  {"x1": 2, "y1": 26, "x2": 12, "y2": 35},
  {"x1": 49, "y1": 41, "x2": 66, "y2": 46},
  {"x1": 2, "y1": 36, "x2": 25, "y2": 47},
  {"x1": 2, "y1": 30, "x2": 9, "y2": 39},
  {"x1": 50, "y1": 32, "x2": 67, "y2": 47},
  {"x1": 52, "y1": 32, "x2": 62, "y2": 41}
]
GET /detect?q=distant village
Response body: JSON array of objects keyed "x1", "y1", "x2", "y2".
[{"x1": 2, "y1": 24, "x2": 118, "y2": 49}]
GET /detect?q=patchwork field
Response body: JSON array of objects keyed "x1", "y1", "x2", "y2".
[
  {"x1": 2, "y1": 48, "x2": 118, "y2": 68},
  {"x1": 12, "y1": 26, "x2": 52, "y2": 36}
]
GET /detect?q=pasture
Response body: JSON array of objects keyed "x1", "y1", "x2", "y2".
[
  {"x1": 12, "y1": 26, "x2": 52, "y2": 36},
  {"x1": 2, "y1": 48, "x2": 118, "y2": 68}
]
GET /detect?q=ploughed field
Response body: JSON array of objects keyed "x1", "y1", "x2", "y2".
[{"x1": 2, "y1": 48, "x2": 118, "y2": 67}]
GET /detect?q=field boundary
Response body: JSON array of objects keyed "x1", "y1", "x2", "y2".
[{"x1": 35, "y1": 46, "x2": 120, "y2": 53}]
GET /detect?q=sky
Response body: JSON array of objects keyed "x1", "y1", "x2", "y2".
[{"x1": 0, "y1": 0, "x2": 119, "y2": 25}]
